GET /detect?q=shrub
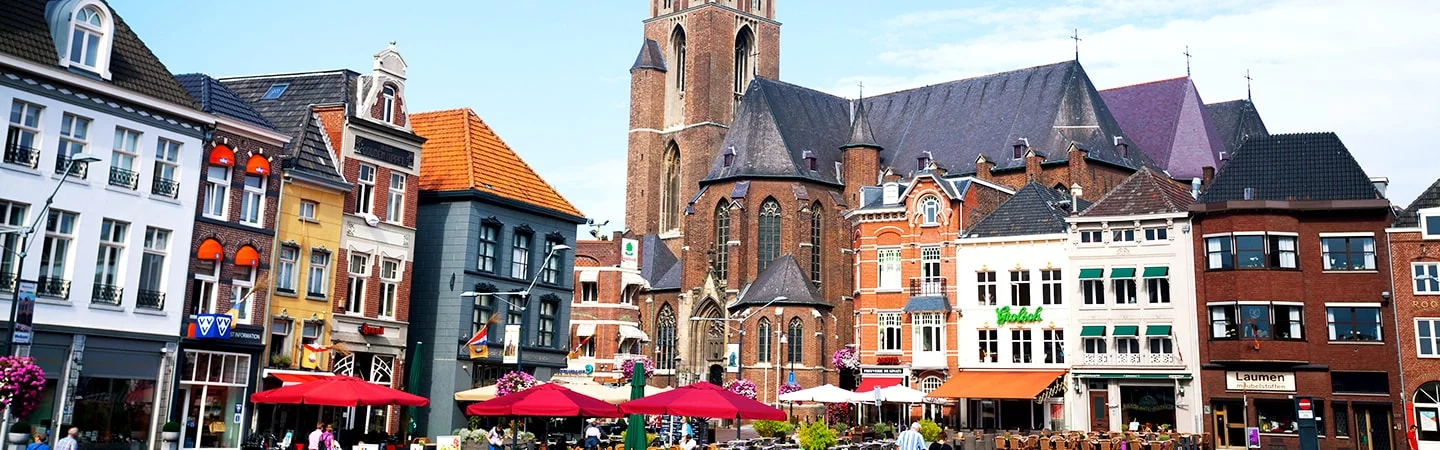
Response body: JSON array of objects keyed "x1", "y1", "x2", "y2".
[
  {"x1": 918, "y1": 420, "x2": 941, "y2": 443},
  {"x1": 797, "y1": 422, "x2": 837, "y2": 450},
  {"x1": 871, "y1": 422, "x2": 893, "y2": 437},
  {"x1": 162, "y1": 422, "x2": 181, "y2": 433},
  {"x1": 753, "y1": 420, "x2": 795, "y2": 438},
  {"x1": 9, "y1": 422, "x2": 30, "y2": 435}
]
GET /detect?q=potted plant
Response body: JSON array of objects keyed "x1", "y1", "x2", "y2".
[
  {"x1": 8, "y1": 422, "x2": 31, "y2": 445},
  {"x1": 162, "y1": 422, "x2": 181, "y2": 442},
  {"x1": 797, "y1": 422, "x2": 837, "y2": 450},
  {"x1": 270, "y1": 353, "x2": 293, "y2": 368}
]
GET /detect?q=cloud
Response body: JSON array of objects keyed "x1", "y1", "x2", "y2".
[{"x1": 829, "y1": 0, "x2": 1440, "y2": 205}]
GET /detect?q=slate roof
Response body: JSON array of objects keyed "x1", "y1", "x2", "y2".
[
  {"x1": 640, "y1": 235, "x2": 680, "y2": 290},
  {"x1": 965, "y1": 182, "x2": 1088, "y2": 238},
  {"x1": 903, "y1": 296, "x2": 950, "y2": 312},
  {"x1": 730, "y1": 254, "x2": 830, "y2": 310},
  {"x1": 175, "y1": 73, "x2": 276, "y2": 130},
  {"x1": 219, "y1": 71, "x2": 358, "y2": 136},
  {"x1": 1099, "y1": 77, "x2": 1225, "y2": 180},
  {"x1": 631, "y1": 39, "x2": 667, "y2": 72},
  {"x1": 1396, "y1": 178, "x2": 1440, "y2": 227},
  {"x1": 1205, "y1": 99, "x2": 1269, "y2": 159},
  {"x1": 844, "y1": 99, "x2": 879, "y2": 148},
  {"x1": 0, "y1": 0, "x2": 198, "y2": 109},
  {"x1": 704, "y1": 61, "x2": 1155, "y2": 186},
  {"x1": 281, "y1": 110, "x2": 347, "y2": 185},
  {"x1": 411, "y1": 108, "x2": 583, "y2": 218},
  {"x1": 1081, "y1": 167, "x2": 1195, "y2": 217},
  {"x1": 1198, "y1": 132, "x2": 1380, "y2": 203}
]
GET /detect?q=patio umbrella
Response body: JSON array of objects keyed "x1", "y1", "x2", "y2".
[
  {"x1": 776, "y1": 384, "x2": 856, "y2": 403},
  {"x1": 624, "y1": 371, "x2": 647, "y2": 450},
  {"x1": 251, "y1": 375, "x2": 429, "y2": 407},
  {"x1": 621, "y1": 381, "x2": 787, "y2": 441},
  {"x1": 465, "y1": 383, "x2": 623, "y2": 418}
]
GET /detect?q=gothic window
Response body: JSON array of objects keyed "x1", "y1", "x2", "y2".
[
  {"x1": 660, "y1": 143, "x2": 681, "y2": 232},
  {"x1": 734, "y1": 26, "x2": 755, "y2": 95},
  {"x1": 707, "y1": 318, "x2": 725, "y2": 361},
  {"x1": 810, "y1": 201, "x2": 822, "y2": 284},
  {"x1": 671, "y1": 26, "x2": 687, "y2": 94},
  {"x1": 657, "y1": 304, "x2": 677, "y2": 370},
  {"x1": 757, "y1": 198, "x2": 781, "y2": 272},
  {"x1": 756, "y1": 317, "x2": 771, "y2": 363},
  {"x1": 714, "y1": 202, "x2": 730, "y2": 281},
  {"x1": 787, "y1": 317, "x2": 803, "y2": 365}
]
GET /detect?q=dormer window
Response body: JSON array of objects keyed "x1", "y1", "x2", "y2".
[
  {"x1": 917, "y1": 152, "x2": 931, "y2": 170},
  {"x1": 69, "y1": 6, "x2": 104, "y2": 69},
  {"x1": 920, "y1": 196, "x2": 940, "y2": 225},
  {"x1": 1424, "y1": 210, "x2": 1440, "y2": 240},
  {"x1": 722, "y1": 146, "x2": 735, "y2": 167},
  {"x1": 381, "y1": 85, "x2": 397, "y2": 123},
  {"x1": 803, "y1": 151, "x2": 817, "y2": 171},
  {"x1": 49, "y1": 0, "x2": 115, "y2": 78}
]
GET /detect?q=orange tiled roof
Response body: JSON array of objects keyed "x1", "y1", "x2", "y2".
[{"x1": 412, "y1": 108, "x2": 583, "y2": 218}]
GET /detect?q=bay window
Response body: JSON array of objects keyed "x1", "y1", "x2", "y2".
[
  {"x1": 1209, "y1": 302, "x2": 1304, "y2": 340},
  {"x1": 1206, "y1": 233, "x2": 1299, "y2": 270}
]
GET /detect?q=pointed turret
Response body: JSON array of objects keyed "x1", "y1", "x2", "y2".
[
  {"x1": 630, "y1": 39, "x2": 667, "y2": 72},
  {"x1": 842, "y1": 99, "x2": 880, "y2": 149},
  {"x1": 840, "y1": 98, "x2": 881, "y2": 206}
]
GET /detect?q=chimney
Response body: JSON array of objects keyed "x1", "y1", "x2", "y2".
[
  {"x1": 1070, "y1": 183, "x2": 1083, "y2": 212},
  {"x1": 1191, "y1": 178, "x2": 1202, "y2": 199},
  {"x1": 882, "y1": 182, "x2": 900, "y2": 204},
  {"x1": 1243, "y1": 187, "x2": 1256, "y2": 200},
  {"x1": 1114, "y1": 136, "x2": 1129, "y2": 158},
  {"x1": 1371, "y1": 177, "x2": 1389, "y2": 198},
  {"x1": 1202, "y1": 166, "x2": 1215, "y2": 187}
]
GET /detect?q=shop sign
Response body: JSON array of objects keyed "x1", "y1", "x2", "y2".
[
  {"x1": 995, "y1": 306, "x2": 1043, "y2": 326},
  {"x1": 359, "y1": 323, "x2": 386, "y2": 336},
  {"x1": 876, "y1": 355, "x2": 902, "y2": 365},
  {"x1": 621, "y1": 238, "x2": 639, "y2": 269},
  {"x1": 861, "y1": 367, "x2": 906, "y2": 376},
  {"x1": 229, "y1": 325, "x2": 266, "y2": 347},
  {"x1": 1225, "y1": 371, "x2": 1295, "y2": 392},
  {"x1": 192, "y1": 314, "x2": 233, "y2": 339}
]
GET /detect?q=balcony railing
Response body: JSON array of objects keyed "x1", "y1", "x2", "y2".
[
  {"x1": 3, "y1": 142, "x2": 39, "y2": 168},
  {"x1": 0, "y1": 272, "x2": 14, "y2": 292},
  {"x1": 36, "y1": 276, "x2": 70, "y2": 299},
  {"x1": 1079, "y1": 352, "x2": 1181, "y2": 367},
  {"x1": 151, "y1": 177, "x2": 180, "y2": 198},
  {"x1": 909, "y1": 276, "x2": 948, "y2": 297},
  {"x1": 136, "y1": 289, "x2": 165, "y2": 310},
  {"x1": 54, "y1": 155, "x2": 89, "y2": 179},
  {"x1": 109, "y1": 167, "x2": 138, "y2": 189},
  {"x1": 92, "y1": 283, "x2": 122, "y2": 305}
]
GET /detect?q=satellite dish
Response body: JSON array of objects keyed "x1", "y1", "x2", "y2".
[{"x1": 364, "y1": 214, "x2": 380, "y2": 227}]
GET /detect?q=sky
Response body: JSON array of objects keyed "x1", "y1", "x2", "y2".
[{"x1": 116, "y1": 0, "x2": 1440, "y2": 234}]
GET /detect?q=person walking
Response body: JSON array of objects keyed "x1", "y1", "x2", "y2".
[
  {"x1": 27, "y1": 432, "x2": 51, "y2": 450},
  {"x1": 1409, "y1": 425, "x2": 1420, "y2": 450},
  {"x1": 309, "y1": 422, "x2": 325, "y2": 450},
  {"x1": 584, "y1": 420, "x2": 602, "y2": 450},
  {"x1": 319, "y1": 425, "x2": 337, "y2": 450},
  {"x1": 55, "y1": 428, "x2": 78, "y2": 450},
  {"x1": 895, "y1": 423, "x2": 926, "y2": 450}
]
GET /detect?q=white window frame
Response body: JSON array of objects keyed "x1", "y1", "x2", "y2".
[
  {"x1": 379, "y1": 258, "x2": 401, "y2": 319},
  {"x1": 153, "y1": 138, "x2": 182, "y2": 190},
  {"x1": 239, "y1": 173, "x2": 265, "y2": 226},
  {"x1": 1040, "y1": 269, "x2": 1062, "y2": 305},
  {"x1": 7, "y1": 101, "x2": 44, "y2": 164},
  {"x1": 346, "y1": 253, "x2": 370, "y2": 314},
  {"x1": 1010, "y1": 269, "x2": 1031, "y2": 306},
  {"x1": 877, "y1": 247, "x2": 901, "y2": 290},
  {"x1": 1320, "y1": 233, "x2": 1377, "y2": 271},
  {"x1": 978, "y1": 329, "x2": 998, "y2": 363},
  {"x1": 39, "y1": 210, "x2": 78, "y2": 288},
  {"x1": 1146, "y1": 277, "x2": 1171, "y2": 304},
  {"x1": 356, "y1": 164, "x2": 376, "y2": 215},
  {"x1": 511, "y1": 232, "x2": 532, "y2": 279},
  {"x1": 137, "y1": 227, "x2": 168, "y2": 298},
  {"x1": 386, "y1": 172, "x2": 405, "y2": 224},
  {"x1": 298, "y1": 200, "x2": 318, "y2": 221},
  {"x1": 1148, "y1": 336, "x2": 1174, "y2": 354},
  {"x1": 57, "y1": 113, "x2": 91, "y2": 162},
  {"x1": 93, "y1": 218, "x2": 127, "y2": 296},
  {"x1": 915, "y1": 312, "x2": 944, "y2": 353},
  {"x1": 581, "y1": 281, "x2": 598, "y2": 303},
  {"x1": 977, "y1": 270, "x2": 997, "y2": 305},
  {"x1": 276, "y1": 245, "x2": 298, "y2": 293},
  {"x1": 1113, "y1": 274, "x2": 1137, "y2": 304},
  {"x1": 0, "y1": 201, "x2": 25, "y2": 289},
  {"x1": 1415, "y1": 262, "x2": 1440, "y2": 295},
  {"x1": 1423, "y1": 209, "x2": 1440, "y2": 240},
  {"x1": 202, "y1": 164, "x2": 230, "y2": 219},
  {"x1": 878, "y1": 313, "x2": 902, "y2": 352},
  {"x1": 231, "y1": 263, "x2": 256, "y2": 324},
  {"x1": 1079, "y1": 229, "x2": 1103, "y2": 244},
  {"x1": 195, "y1": 259, "x2": 220, "y2": 314},
  {"x1": 66, "y1": 4, "x2": 111, "y2": 73},
  {"x1": 1143, "y1": 226, "x2": 1169, "y2": 242},
  {"x1": 1011, "y1": 328, "x2": 1033, "y2": 363},
  {"x1": 307, "y1": 250, "x2": 330, "y2": 298},
  {"x1": 1417, "y1": 318, "x2": 1440, "y2": 358},
  {"x1": 920, "y1": 196, "x2": 939, "y2": 225},
  {"x1": 381, "y1": 85, "x2": 396, "y2": 123},
  {"x1": 1116, "y1": 337, "x2": 1141, "y2": 354},
  {"x1": 477, "y1": 223, "x2": 498, "y2": 273},
  {"x1": 1084, "y1": 337, "x2": 1107, "y2": 354},
  {"x1": 110, "y1": 127, "x2": 140, "y2": 183},
  {"x1": 1043, "y1": 329, "x2": 1065, "y2": 363},
  {"x1": 1111, "y1": 227, "x2": 1136, "y2": 243}
]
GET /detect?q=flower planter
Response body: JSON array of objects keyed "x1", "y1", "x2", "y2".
[
  {"x1": 162, "y1": 432, "x2": 181, "y2": 442},
  {"x1": 8, "y1": 433, "x2": 29, "y2": 445}
]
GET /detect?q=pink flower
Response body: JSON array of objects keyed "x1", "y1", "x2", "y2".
[
  {"x1": 725, "y1": 379, "x2": 758, "y2": 400},
  {"x1": 0, "y1": 356, "x2": 45, "y2": 417}
]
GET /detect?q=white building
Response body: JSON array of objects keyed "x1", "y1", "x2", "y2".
[
  {"x1": 0, "y1": 0, "x2": 209, "y2": 445},
  {"x1": 935, "y1": 182, "x2": 1080, "y2": 431},
  {"x1": 1064, "y1": 168, "x2": 1204, "y2": 433}
]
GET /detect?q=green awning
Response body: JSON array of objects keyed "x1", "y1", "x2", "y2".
[
  {"x1": 1142, "y1": 266, "x2": 1169, "y2": 278},
  {"x1": 1110, "y1": 268, "x2": 1136, "y2": 278},
  {"x1": 1074, "y1": 373, "x2": 1193, "y2": 380},
  {"x1": 1078, "y1": 268, "x2": 1103, "y2": 279},
  {"x1": 1145, "y1": 325, "x2": 1173, "y2": 336},
  {"x1": 1113, "y1": 325, "x2": 1140, "y2": 336},
  {"x1": 1080, "y1": 325, "x2": 1106, "y2": 337}
]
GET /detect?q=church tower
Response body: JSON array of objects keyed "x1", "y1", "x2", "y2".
[{"x1": 624, "y1": 0, "x2": 780, "y2": 240}]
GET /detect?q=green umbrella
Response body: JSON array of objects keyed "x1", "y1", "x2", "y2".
[{"x1": 626, "y1": 369, "x2": 648, "y2": 450}]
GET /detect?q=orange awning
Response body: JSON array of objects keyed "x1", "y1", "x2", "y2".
[
  {"x1": 208, "y1": 144, "x2": 236, "y2": 167},
  {"x1": 245, "y1": 154, "x2": 271, "y2": 176},
  {"x1": 196, "y1": 238, "x2": 223, "y2": 261},
  {"x1": 926, "y1": 370, "x2": 1066, "y2": 400},
  {"x1": 234, "y1": 245, "x2": 259, "y2": 267}
]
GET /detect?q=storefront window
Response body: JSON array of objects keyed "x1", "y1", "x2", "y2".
[
  {"x1": 1255, "y1": 399, "x2": 1298, "y2": 434},
  {"x1": 1119, "y1": 385, "x2": 1175, "y2": 431},
  {"x1": 179, "y1": 350, "x2": 251, "y2": 450},
  {"x1": 72, "y1": 378, "x2": 154, "y2": 449}
]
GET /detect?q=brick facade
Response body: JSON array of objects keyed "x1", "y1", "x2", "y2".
[
  {"x1": 183, "y1": 130, "x2": 282, "y2": 323},
  {"x1": 1389, "y1": 223, "x2": 1440, "y2": 444}
]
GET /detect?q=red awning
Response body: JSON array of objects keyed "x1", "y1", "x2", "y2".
[
  {"x1": 209, "y1": 144, "x2": 236, "y2": 167},
  {"x1": 855, "y1": 377, "x2": 903, "y2": 393},
  {"x1": 245, "y1": 154, "x2": 271, "y2": 176},
  {"x1": 266, "y1": 372, "x2": 335, "y2": 386},
  {"x1": 234, "y1": 245, "x2": 259, "y2": 267},
  {"x1": 196, "y1": 238, "x2": 223, "y2": 261}
]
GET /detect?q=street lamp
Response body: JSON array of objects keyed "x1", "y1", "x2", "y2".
[
  {"x1": 4, "y1": 152, "x2": 101, "y2": 356},
  {"x1": 461, "y1": 244, "x2": 571, "y2": 374}
]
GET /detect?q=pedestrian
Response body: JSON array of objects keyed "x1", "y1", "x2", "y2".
[
  {"x1": 309, "y1": 422, "x2": 325, "y2": 450},
  {"x1": 27, "y1": 432, "x2": 50, "y2": 450},
  {"x1": 584, "y1": 420, "x2": 602, "y2": 450},
  {"x1": 320, "y1": 425, "x2": 337, "y2": 450},
  {"x1": 895, "y1": 422, "x2": 926, "y2": 450},
  {"x1": 1409, "y1": 424, "x2": 1419, "y2": 450},
  {"x1": 678, "y1": 435, "x2": 697, "y2": 450},
  {"x1": 55, "y1": 428, "x2": 78, "y2": 450},
  {"x1": 488, "y1": 425, "x2": 504, "y2": 450}
]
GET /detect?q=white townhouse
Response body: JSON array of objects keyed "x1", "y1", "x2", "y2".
[
  {"x1": 1063, "y1": 168, "x2": 1204, "y2": 434},
  {"x1": 935, "y1": 182, "x2": 1081, "y2": 431},
  {"x1": 0, "y1": 0, "x2": 209, "y2": 446}
]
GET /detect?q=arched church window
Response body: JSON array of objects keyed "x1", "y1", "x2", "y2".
[
  {"x1": 734, "y1": 26, "x2": 755, "y2": 95},
  {"x1": 671, "y1": 26, "x2": 687, "y2": 94},
  {"x1": 787, "y1": 317, "x2": 803, "y2": 364},
  {"x1": 714, "y1": 202, "x2": 730, "y2": 281},
  {"x1": 660, "y1": 143, "x2": 681, "y2": 232},
  {"x1": 757, "y1": 198, "x2": 781, "y2": 272},
  {"x1": 810, "y1": 201, "x2": 822, "y2": 284},
  {"x1": 657, "y1": 304, "x2": 676, "y2": 370},
  {"x1": 756, "y1": 317, "x2": 771, "y2": 363}
]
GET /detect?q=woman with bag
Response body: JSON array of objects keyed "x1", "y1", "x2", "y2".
[{"x1": 320, "y1": 425, "x2": 338, "y2": 450}]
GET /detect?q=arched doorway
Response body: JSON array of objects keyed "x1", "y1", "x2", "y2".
[
  {"x1": 1416, "y1": 381, "x2": 1440, "y2": 446},
  {"x1": 692, "y1": 300, "x2": 725, "y2": 367},
  {"x1": 709, "y1": 364, "x2": 724, "y2": 386}
]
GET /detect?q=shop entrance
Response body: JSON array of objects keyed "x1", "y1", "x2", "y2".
[
  {"x1": 1212, "y1": 400, "x2": 1246, "y2": 449},
  {"x1": 178, "y1": 350, "x2": 251, "y2": 450},
  {"x1": 1119, "y1": 385, "x2": 1176, "y2": 431},
  {"x1": 1089, "y1": 388, "x2": 1109, "y2": 431},
  {"x1": 1355, "y1": 405, "x2": 1393, "y2": 450},
  {"x1": 1414, "y1": 382, "x2": 1440, "y2": 449}
]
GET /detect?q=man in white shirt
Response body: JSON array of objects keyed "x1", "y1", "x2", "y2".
[
  {"x1": 895, "y1": 422, "x2": 926, "y2": 450},
  {"x1": 308, "y1": 422, "x2": 324, "y2": 450}
]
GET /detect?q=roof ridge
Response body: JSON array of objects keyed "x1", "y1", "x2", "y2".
[
  {"x1": 1099, "y1": 75, "x2": 1189, "y2": 92},
  {"x1": 216, "y1": 69, "x2": 361, "y2": 82},
  {"x1": 869, "y1": 60, "x2": 1076, "y2": 99},
  {"x1": 462, "y1": 109, "x2": 477, "y2": 191}
]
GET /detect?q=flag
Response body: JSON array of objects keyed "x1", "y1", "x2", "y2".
[
  {"x1": 568, "y1": 335, "x2": 593, "y2": 359},
  {"x1": 301, "y1": 344, "x2": 328, "y2": 369},
  {"x1": 468, "y1": 314, "x2": 499, "y2": 359}
]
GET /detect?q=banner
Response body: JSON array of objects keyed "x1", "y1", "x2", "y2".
[
  {"x1": 621, "y1": 239, "x2": 639, "y2": 269},
  {"x1": 502, "y1": 324, "x2": 521, "y2": 364},
  {"x1": 12, "y1": 280, "x2": 36, "y2": 345},
  {"x1": 725, "y1": 343, "x2": 739, "y2": 373}
]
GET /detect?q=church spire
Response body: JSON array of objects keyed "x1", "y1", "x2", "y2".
[{"x1": 843, "y1": 98, "x2": 880, "y2": 149}]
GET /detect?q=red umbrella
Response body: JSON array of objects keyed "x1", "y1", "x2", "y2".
[
  {"x1": 251, "y1": 375, "x2": 428, "y2": 407},
  {"x1": 466, "y1": 383, "x2": 622, "y2": 418},
  {"x1": 619, "y1": 381, "x2": 786, "y2": 420}
]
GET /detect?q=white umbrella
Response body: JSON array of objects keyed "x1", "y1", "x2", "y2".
[
  {"x1": 876, "y1": 385, "x2": 928, "y2": 403},
  {"x1": 776, "y1": 384, "x2": 856, "y2": 403}
]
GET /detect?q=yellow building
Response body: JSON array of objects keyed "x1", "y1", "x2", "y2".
[{"x1": 260, "y1": 110, "x2": 351, "y2": 381}]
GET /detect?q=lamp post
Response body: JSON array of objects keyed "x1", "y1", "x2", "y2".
[
  {"x1": 3, "y1": 152, "x2": 101, "y2": 357},
  {"x1": 460, "y1": 244, "x2": 571, "y2": 374},
  {"x1": 777, "y1": 332, "x2": 787, "y2": 408},
  {"x1": 689, "y1": 296, "x2": 787, "y2": 391}
]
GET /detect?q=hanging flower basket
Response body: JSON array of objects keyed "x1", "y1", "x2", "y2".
[
  {"x1": 725, "y1": 379, "x2": 758, "y2": 400},
  {"x1": 620, "y1": 356, "x2": 655, "y2": 383},
  {"x1": 831, "y1": 347, "x2": 859, "y2": 371},
  {"x1": 0, "y1": 356, "x2": 46, "y2": 418},
  {"x1": 495, "y1": 370, "x2": 539, "y2": 397}
]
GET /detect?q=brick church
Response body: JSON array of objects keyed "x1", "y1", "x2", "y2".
[{"x1": 605, "y1": 0, "x2": 1181, "y2": 406}]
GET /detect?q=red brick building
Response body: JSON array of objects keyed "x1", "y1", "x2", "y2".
[
  {"x1": 1388, "y1": 178, "x2": 1440, "y2": 449},
  {"x1": 568, "y1": 234, "x2": 650, "y2": 381},
  {"x1": 1192, "y1": 133, "x2": 1400, "y2": 450}
]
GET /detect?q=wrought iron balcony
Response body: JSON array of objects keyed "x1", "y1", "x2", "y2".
[
  {"x1": 0, "y1": 272, "x2": 14, "y2": 292},
  {"x1": 3, "y1": 142, "x2": 39, "y2": 168},
  {"x1": 1079, "y1": 352, "x2": 1181, "y2": 367},
  {"x1": 908, "y1": 276, "x2": 948, "y2": 297},
  {"x1": 136, "y1": 289, "x2": 165, "y2": 310},
  {"x1": 151, "y1": 177, "x2": 180, "y2": 198},
  {"x1": 54, "y1": 155, "x2": 89, "y2": 179},
  {"x1": 92, "y1": 283, "x2": 122, "y2": 305},
  {"x1": 36, "y1": 276, "x2": 70, "y2": 299},
  {"x1": 109, "y1": 167, "x2": 138, "y2": 189}
]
